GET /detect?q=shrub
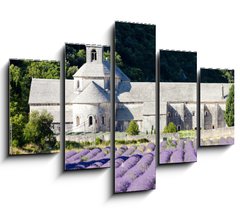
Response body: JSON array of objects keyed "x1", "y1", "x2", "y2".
[
  {"x1": 115, "y1": 140, "x2": 126, "y2": 144},
  {"x1": 23, "y1": 110, "x2": 56, "y2": 150},
  {"x1": 163, "y1": 122, "x2": 177, "y2": 133},
  {"x1": 137, "y1": 138, "x2": 149, "y2": 143},
  {"x1": 65, "y1": 141, "x2": 83, "y2": 149},
  {"x1": 126, "y1": 120, "x2": 139, "y2": 135},
  {"x1": 95, "y1": 137, "x2": 102, "y2": 145}
]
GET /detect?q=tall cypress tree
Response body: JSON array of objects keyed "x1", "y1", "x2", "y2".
[{"x1": 224, "y1": 84, "x2": 234, "y2": 127}]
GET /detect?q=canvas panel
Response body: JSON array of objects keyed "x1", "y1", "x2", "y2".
[
  {"x1": 159, "y1": 50, "x2": 197, "y2": 164},
  {"x1": 9, "y1": 59, "x2": 60, "y2": 155},
  {"x1": 114, "y1": 21, "x2": 156, "y2": 193},
  {"x1": 64, "y1": 43, "x2": 111, "y2": 170},
  {"x1": 200, "y1": 68, "x2": 234, "y2": 146}
]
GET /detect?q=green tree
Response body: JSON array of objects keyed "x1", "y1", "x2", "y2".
[
  {"x1": 27, "y1": 61, "x2": 60, "y2": 79},
  {"x1": 24, "y1": 111, "x2": 56, "y2": 150},
  {"x1": 224, "y1": 84, "x2": 234, "y2": 127},
  {"x1": 126, "y1": 120, "x2": 139, "y2": 135},
  {"x1": 103, "y1": 51, "x2": 124, "y2": 67},
  {"x1": 10, "y1": 113, "x2": 26, "y2": 147},
  {"x1": 65, "y1": 44, "x2": 86, "y2": 78},
  {"x1": 222, "y1": 70, "x2": 234, "y2": 83},
  {"x1": 67, "y1": 66, "x2": 78, "y2": 79},
  {"x1": 163, "y1": 122, "x2": 177, "y2": 133}
]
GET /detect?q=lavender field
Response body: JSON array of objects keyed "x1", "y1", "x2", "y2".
[
  {"x1": 65, "y1": 143, "x2": 156, "y2": 193},
  {"x1": 160, "y1": 139, "x2": 197, "y2": 164},
  {"x1": 65, "y1": 147, "x2": 111, "y2": 170},
  {"x1": 115, "y1": 143, "x2": 156, "y2": 193}
]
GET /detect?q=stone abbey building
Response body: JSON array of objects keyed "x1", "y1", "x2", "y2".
[{"x1": 28, "y1": 45, "x2": 231, "y2": 134}]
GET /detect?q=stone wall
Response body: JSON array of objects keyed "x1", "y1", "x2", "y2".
[{"x1": 201, "y1": 127, "x2": 234, "y2": 139}]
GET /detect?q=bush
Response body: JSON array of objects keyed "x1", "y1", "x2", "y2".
[
  {"x1": 95, "y1": 137, "x2": 102, "y2": 145},
  {"x1": 115, "y1": 140, "x2": 126, "y2": 144},
  {"x1": 163, "y1": 122, "x2": 177, "y2": 133},
  {"x1": 126, "y1": 120, "x2": 139, "y2": 135},
  {"x1": 65, "y1": 141, "x2": 84, "y2": 150},
  {"x1": 24, "y1": 110, "x2": 56, "y2": 151},
  {"x1": 137, "y1": 138, "x2": 149, "y2": 143},
  {"x1": 10, "y1": 113, "x2": 27, "y2": 147}
]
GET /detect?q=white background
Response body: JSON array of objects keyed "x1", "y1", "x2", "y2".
[{"x1": 0, "y1": 0, "x2": 240, "y2": 215}]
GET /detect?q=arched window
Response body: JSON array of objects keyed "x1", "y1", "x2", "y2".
[
  {"x1": 102, "y1": 116, "x2": 105, "y2": 125},
  {"x1": 76, "y1": 116, "x2": 80, "y2": 126},
  {"x1": 77, "y1": 80, "x2": 80, "y2": 89},
  {"x1": 177, "y1": 125, "x2": 181, "y2": 131},
  {"x1": 89, "y1": 116, "x2": 93, "y2": 127},
  {"x1": 91, "y1": 49, "x2": 97, "y2": 61},
  {"x1": 205, "y1": 111, "x2": 208, "y2": 116}
]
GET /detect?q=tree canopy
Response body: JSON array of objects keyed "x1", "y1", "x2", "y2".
[
  {"x1": 24, "y1": 110, "x2": 56, "y2": 151},
  {"x1": 115, "y1": 22, "x2": 156, "y2": 82},
  {"x1": 160, "y1": 50, "x2": 197, "y2": 82},
  {"x1": 201, "y1": 68, "x2": 234, "y2": 83},
  {"x1": 9, "y1": 59, "x2": 60, "y2": 150},
  {"x1": 224, "y1": 84, "x2": 234, "y2": 127}
]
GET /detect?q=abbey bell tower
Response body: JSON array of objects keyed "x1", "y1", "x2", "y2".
[{"x1": 86, "y1": 44, "x2": 103, "y2": 64}]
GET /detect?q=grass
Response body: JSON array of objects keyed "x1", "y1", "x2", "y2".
[
  {"x1": 10, "y1": 146, "x2": 59, "y2": 155},
  {"x1": 65, "y1": 137, "x2": 150, "y2": 151},
  {"x1": 178, "y1": 130, "x2": 196, "y2": 139}
]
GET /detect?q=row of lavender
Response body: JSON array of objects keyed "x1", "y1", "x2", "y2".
[
  {"x1": 65, "y1": 143, "x2": 155, "y2": 171},
  {"x1": 65, "y1": 147, "x2": 111, "y2": 170},
  {"x1": 115, "y1": 143, "x2": 156, "y2": 193},
  {"x1": 160, "y1": 139, "x2": 197, "y2": 164}
]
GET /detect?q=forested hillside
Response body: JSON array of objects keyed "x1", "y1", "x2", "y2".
[
  {"x1": 115, "y1": 22, "x2": 156, "y2": 82},
  {"x1": 160, "y1": 50, "x2": 197, "y2": 82},
  {"x1": 201, "y1": 68, "x2": 234, "y2": 83},
  {"x1": 9, "y1": 59, "x2": 60, "y2": 152}
]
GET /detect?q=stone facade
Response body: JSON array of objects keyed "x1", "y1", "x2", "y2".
[{"x1": 28, "y1": 45, "x2": 232, "y2": 134}]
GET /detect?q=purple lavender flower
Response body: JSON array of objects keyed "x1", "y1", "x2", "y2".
[
  {"x1": 65, "y1": 149, "x2": 90, "y2": 164},
  {"x1": 101, "y1": 160, "x2": 110, "y2": 168},
  {"x1": 170, "y1": 149, "x2": 184, "y2": 163},
  {"x1": 127, "y1": 159, "x2": 156, "y2": 192},
  {"x1": 121, "y1": 145, "x2": 137, "y2": 156},
  {"x1": 226, "y1": 137, "x2": 234, "y2": 145},
  {"x1": 115, "y1": 154, "x2": 142, "y2": 178},
  {"x1": 160, "y1": 150, "x2": 172, "y2": 164},
  {"x1": 65, "y1": 150, "x2": 77, "y2": 159},
  {"x1": 147, "y1": 143, "x2": 155, "y2": 151},
  {"x1": 91, "y1": 151, "x2": 106, "y2": 161},
  {"x1": 83, "y1": 148, "x2": 102, "y2": 161},
  {"x1": 138, "y1": 144, "x2": 146, "y2": 152},
  {"x1": 115, "y1": 177, "x2": 132, "y2": 193},
  {"x1": 115, "y1": 157, "x2": 126, "y2": 168},
  {"x1": 121, "y1": 153, "x2": 154, "y2": 180},
  {"x1": 177, "y1": 140, "x2": 184, "y2": 150},
  {"x1": 184, "y1": 150, "x2": 197, "y2": 162}
]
